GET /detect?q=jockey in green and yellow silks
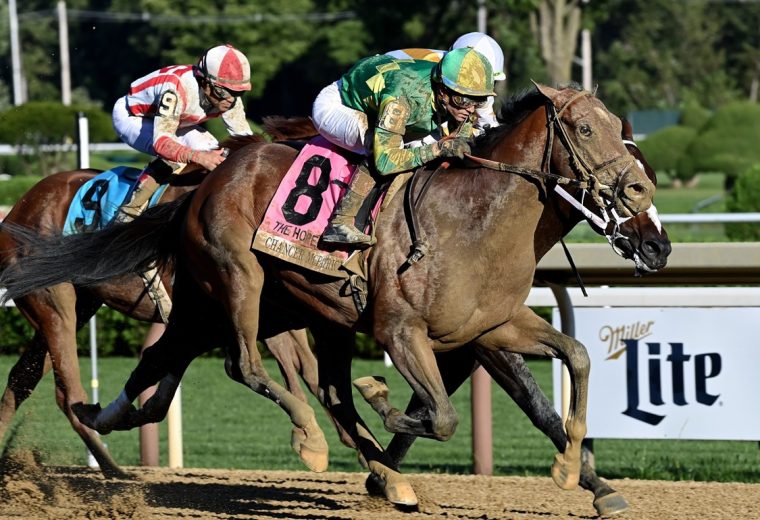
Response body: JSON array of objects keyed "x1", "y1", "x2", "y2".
[
  {"x1": 386, "y1": 32, "x2": 507, "y2": 136},
  {"x1": 313, "y1": 48, "x2": 495, "y2": 246}
]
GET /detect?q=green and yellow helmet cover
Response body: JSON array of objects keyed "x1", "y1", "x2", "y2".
[{"x1": 435, "y1": 48, "x2": 496, "y2": 97}]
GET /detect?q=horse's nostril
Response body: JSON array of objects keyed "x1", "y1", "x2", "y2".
[{"x1": 643, "y1": 240, "x2": 660, "y2": 256}]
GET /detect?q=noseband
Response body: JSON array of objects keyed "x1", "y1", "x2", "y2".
[{"x1": 543, "y1": 90, "x2": 637, "y2": 212}]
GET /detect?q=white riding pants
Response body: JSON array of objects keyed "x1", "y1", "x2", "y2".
[
  {"x1": 112, "y1": 96, "x2": 219, "y2": 158},
  {"x1": 311, "y1": 81, "x2": 372, "y2": 156}
]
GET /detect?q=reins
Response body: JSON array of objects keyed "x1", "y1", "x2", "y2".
[{"x1": 463, "y1": 154, "x2": 589, "y2": 189}]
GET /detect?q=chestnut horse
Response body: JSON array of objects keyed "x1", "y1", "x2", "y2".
[
  {"x1": 0, "y1": 85, "x2": 660, "y2": 511},
  {"x1": 0, "y1": 168, "x2": 321, "y2": 476}
]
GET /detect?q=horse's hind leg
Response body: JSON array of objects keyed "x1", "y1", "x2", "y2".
[
  {"x1": 265, "y1": 329, "x2": 355, "y2": 450},
  {"x1": 73, "y1": 281, "x2": 219, "y2": 432},
  {"x1": 476, "y1": 305, "x2": 589, "y2": 491},
  {"x1": 311, "y1": 325, "x2": 417, "y2": 506},
  {"x1": 475, "y1": 348, "x2": 628, "y2": 516},
  {"x1": 198, "y1": 235, "x2": 327, "y2": 472},
  {"x1": 13, "y1": 292, "x2": 125, "y2": 477},
  {"x1": 0, "y1": 333, "x2": 49, "y2": 441}
]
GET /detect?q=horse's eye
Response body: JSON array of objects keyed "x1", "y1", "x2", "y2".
[{"x1": 579, "y1": 123, "x2": 593, "y2": 137}]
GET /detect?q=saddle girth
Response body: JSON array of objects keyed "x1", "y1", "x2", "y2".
[{"x1": 402, "y1": 164, "x2": 444, "y2": 269}]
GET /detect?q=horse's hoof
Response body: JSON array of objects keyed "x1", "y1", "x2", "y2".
[
  {"x1": 100, "y1": 464, "x2": 131, "y2": 480},
  {"x1": 551, "y1": 452, "x2": 580, "y2": 490},
  {"x1": 593, "y1": 491, "x2": 630, "y2": 517},
  {"x1": 291, "y1": 426, "x2": 329, "y2": 472},
  {"x1": 365, "y1": 472, "x2": 384, "y2": 497},
  {"x1": 353, "y1": 376, "x2": 389, "y2": 402},
  {"x1": 71, "y1": 402, "x2": 112, "y2": 434},
  {"x1": 368, "y1": 461, "x2": 418, "y2": 507}
]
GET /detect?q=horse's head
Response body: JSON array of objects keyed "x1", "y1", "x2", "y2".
[
  {"x1": 611, "y1": 118, "x2": 672, "y2": 274},
  {"x1": 535, "y1": 83, "x2": 655, "y2": 219}
]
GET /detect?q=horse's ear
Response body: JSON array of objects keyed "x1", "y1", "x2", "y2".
[
  {"x1": 532, "y1": 81, "x2": 560, "y2": 100},
  {"x1": 621, "y1": 117, "x2": 634, "y2": 141}
]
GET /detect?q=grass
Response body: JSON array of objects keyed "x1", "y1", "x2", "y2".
[{"x1": 1, "y1": 355, "x2": 757, "y2": 482}]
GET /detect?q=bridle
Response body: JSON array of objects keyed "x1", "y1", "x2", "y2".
[{"x1": 464, "y1": 89, "x2": 639, "y2": 246}]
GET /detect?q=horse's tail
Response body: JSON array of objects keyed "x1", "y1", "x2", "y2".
[{"x1": 0, "y1": 192, "x2": 193, "y2": 303}]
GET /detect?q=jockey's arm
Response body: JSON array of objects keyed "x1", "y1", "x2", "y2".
[
  {"x1": 372, "y1": 96, "x2": 442, "y2": 175},
  {"x1": 221, "y1": 100, "x2": 253, "y2": 136},
  {"x1": 151, "y1": 89, "x2": 195, "y2": 165}
]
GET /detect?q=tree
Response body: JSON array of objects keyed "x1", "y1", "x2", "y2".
[
  {"x1": 529, "y1": 0, "x2": 581, "y2": 85},
  {"x1": 593, "y1": 0, "x2": 737, "y2": 116},
  {"x1": 713, "y1": 1, "x2": 760, "y2": 102}
]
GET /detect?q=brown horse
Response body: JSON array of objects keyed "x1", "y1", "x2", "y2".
[
  {"x1": 0, "y1": 168, "x2": 324, "y2": 476},
  {"x1": 0, "y1": 85, "x2": 660, "y2": 510}
]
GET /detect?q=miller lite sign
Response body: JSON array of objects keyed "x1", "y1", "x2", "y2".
[{"x1": 552, "y1": 308, "x2": 760, "y2": 440}]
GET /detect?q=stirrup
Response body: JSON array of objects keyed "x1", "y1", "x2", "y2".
[
  {"x1": 321, "y1": 223, "x2": 374, "y2": 247},
  {"x1": 113, "y1": 207, "x2": 140, "y2": 224}
]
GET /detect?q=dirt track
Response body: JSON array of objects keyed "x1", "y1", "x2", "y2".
[{"x1": 1, "y1": 450, "x2": 758, "y2": 519}]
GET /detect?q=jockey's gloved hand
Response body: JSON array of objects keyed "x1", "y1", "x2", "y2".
[
  {"x1": 191, "y1": 149, "x2": 226, "y2": 171},
  {"x1": 436, "y1": 137, "x2": 471, "y2": 159}
]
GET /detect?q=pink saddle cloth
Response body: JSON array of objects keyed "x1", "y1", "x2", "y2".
[{"x1": 252, "y1": 136, "x2": 373, "y2": 277}]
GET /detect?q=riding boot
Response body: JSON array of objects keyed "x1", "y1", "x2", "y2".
[
  {"x1": 114, "y1": 158, "x2": 174, "y2": 224},
  {"x1": 321, "y1": 161, "x2": 376, "y2": 247},
  {"x1": 141, "y1": 265, "x2": 172, "y2": 324}
]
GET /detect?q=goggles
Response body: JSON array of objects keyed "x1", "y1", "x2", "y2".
[
  {"x1": 209, "y1": 82, "x2": 244, "y2": 102},
  {"x1": 446, "y1": 88, "x2": 488, "y2": 110}
]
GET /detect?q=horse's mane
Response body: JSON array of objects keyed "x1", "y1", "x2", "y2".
[
  {"x1": 473, "y1": 83, "x2": 584, "y2": 154},
  {"x1": 472, "y1": 88, "x2": 541, "y2": 154},
  {"x1": 220, "y1": 134, "x2": 268, "y2": 152},
  {"x1": 263, "y1": 116, "x2": 318, "y2": 141},
  {"x1": 220, "y1": 116, "x2": 318, "y2": 152}
]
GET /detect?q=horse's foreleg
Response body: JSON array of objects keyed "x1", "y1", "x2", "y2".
[
  {"x1": 110, "y1": 373, "x2": 182, "y2": 430},
  {"x1": 475, "y1": 348, "x2": 628, "y2": 516},
  {"x1": 311, "y1": 325, "x2": 417, "y2": 507},
  {"x1": 364, "y1": 346, "x2": 479, "y2": 497},
  {"x1": 477, "y1": 305, "x2": 589, "y2": 491},
  {"x1": 265, "y1": 330, "x2": 309, "y2": 402},
  {"x1": 365, "y1": 322, "x2": 458, "y2": 440}
]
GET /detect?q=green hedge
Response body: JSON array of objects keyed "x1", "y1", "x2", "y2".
[
  {"x1": 0, "y1": 176, "x2": 43, "y2": 205},
  {"x1": 0, "y1": 306, "x2": 383, "y2": 359},
  {"x1": 0, "y1": 102, "x2": 115, "y2": 145},
  {"x1": 638, "y1": 125, "x2": 697, "y2": 179},
  {"x1": 678, "y1": 102, "x2": 760, "y2": 182},
  {"x1": 679, "y1": 99, "x2": 712, "y2": 131},
  {"x1": 0, "y1": 102, "x2": 115, "y2": 176},
  {"x1": 0, "y1": 306, "x2": 151, "y2": 357},
  {"x1": 726, "y1": 163, "x2": 760, "y2": 241}
]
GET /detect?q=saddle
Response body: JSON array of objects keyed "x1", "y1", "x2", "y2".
[
  {"x1": 63, "y1": 166, "x2": 169, "y2": 235},
  {"x1": 251, "y1": 137, "x2": 426, "y2": 313}
]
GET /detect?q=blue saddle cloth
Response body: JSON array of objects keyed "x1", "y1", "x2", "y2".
[{"x1": 63, "y1": 166, "x2": 169, "y2": 235}]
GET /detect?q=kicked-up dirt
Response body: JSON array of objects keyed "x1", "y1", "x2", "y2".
[{"x1": 0, "y1": 449, "x2": 758, "y2": 519}]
